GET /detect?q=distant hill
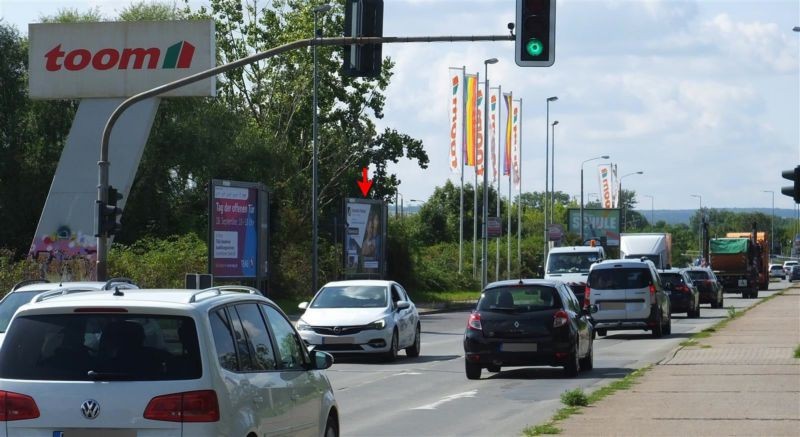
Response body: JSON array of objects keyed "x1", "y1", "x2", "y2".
[{"x1": 635, "y1": 208, "x2": 797, "y2": 225}]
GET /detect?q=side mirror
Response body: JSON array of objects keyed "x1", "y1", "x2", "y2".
[
  {"x1": 585, "y1": 304, "x2": 598, "y2": 314},
  {"x1": 309, "y1": 349, "x2": 334, "y2": 370},
  {"x1": 298, "y1": 302, "x2": 308, "y2": 310},
  {"x1": 396, "y1": 301, "x2": 411, "y2": 310}
]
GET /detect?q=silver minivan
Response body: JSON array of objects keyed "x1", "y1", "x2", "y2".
[{"x1": 586, "y1": 259, "x2": 671, "y2": 338}]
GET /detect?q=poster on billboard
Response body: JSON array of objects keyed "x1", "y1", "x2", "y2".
[
  {"x1": 344, "y1": 198, "x2": 386, "y2": 278},
  {"x1": 567, "y1": 208, "x2": 622, "y2": 246},
  {"x1": 209, "y1": 179, "x2": 269, "y2": 280}
]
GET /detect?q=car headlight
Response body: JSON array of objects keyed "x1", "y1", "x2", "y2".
[
  {"x1": 296, "y1": 319, "x2": 312, "y2": 331},
  {"x1": 367, "y1": 319, "x2": 386, "y2": 330}
]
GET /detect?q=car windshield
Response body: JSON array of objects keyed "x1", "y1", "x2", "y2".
[
  {"x1": 770, "y1": 266, "x2": 783, "y2": 272},
  {"x1": 477, "y1": 286, "x2": 561, "y2": 313},
  {"x1": 311, "y1": 285, "x2": 388, "y2": 308},
  {"x1": 0, "y1": 314, "x2": 201, "y2": 381},
  {"x1": 0, "y1": 290, "x2": 40, "y2": 333},
  {"x1": 589, "y1": 268, "x2": 651, "y2": 290},
  {"x1": 685, "y1": 270, "x2": 710, "y2": 281},
  {"x1": 547, "y1": 253, "x2": 598, "y2": 274}
]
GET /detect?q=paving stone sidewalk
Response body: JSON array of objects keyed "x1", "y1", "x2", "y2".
[{"x1": 556, "y1": 288, "x2": 800, "y2": 436}]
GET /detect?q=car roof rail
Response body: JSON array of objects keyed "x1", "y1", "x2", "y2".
[
  {"x1": 188, "y1": 285, "x2": 261, "y2": 303},
  {"x1": 32, "y1": 286, "x2": 106, "y2": 303},
  {"x1": 103, "y1": 277, "x2": 139, "y2": 290},
  {"x1": 11, "y1": 279, "x2": 50, "y2": 291}
]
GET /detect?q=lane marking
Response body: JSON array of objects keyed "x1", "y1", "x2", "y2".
[{"x1": 411, "y1": 390, "x2": 478, "y2": 410}]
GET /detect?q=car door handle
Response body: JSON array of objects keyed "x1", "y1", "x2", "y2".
[{"x1": 252, "y1": 396, "x2": 264, "y2": 404}]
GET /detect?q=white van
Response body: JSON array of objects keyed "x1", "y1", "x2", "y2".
[{"x1": 544, "y1": 245, "x2": 606, "y2": 305}]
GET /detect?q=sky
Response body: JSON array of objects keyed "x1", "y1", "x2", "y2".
[{"x1": 2, "y1": 0, "x2": 799, "y2": 211}]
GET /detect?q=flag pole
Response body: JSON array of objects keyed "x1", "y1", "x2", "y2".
[
  {"x1": 472, "y1": 73, "x2": 480, "y2": 279},
  {"x1": 494, "y1": 85, "x2": 501, "y2": 282},
  {"x1": 517, "y1": 98, "x2": 523, "y2": 277},
  {"x1": 459, "y1": 66, "x2": 465, "y2": 274}
]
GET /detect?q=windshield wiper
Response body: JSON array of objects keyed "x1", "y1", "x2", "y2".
[{"x1": 87, "y1": 370, "x2": 134, "y2": 380}]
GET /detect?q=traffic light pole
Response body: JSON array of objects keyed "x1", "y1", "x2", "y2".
[{"x1": 96, "y1": 33, "x2": 515, "y2": 280}]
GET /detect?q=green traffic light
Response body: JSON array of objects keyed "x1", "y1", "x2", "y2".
[{"x1": 526, "y1": 38, "x2": 543, "y2": 57}]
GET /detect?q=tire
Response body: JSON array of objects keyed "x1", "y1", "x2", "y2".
[
  {"x1": 384, "y1": 330, "x2": 399, "y2": 362},
  {"x1": 719, "y1": 295, "x2": 724, "y2": 307},
  {"x1": 751, "y1": 289, "x2": 758, "y2": 299},
  {"x1": 405, "y1": 324, "x2": 421, "y2": 358},
  {"x1": 664, "y1": 316, "x2": 672, "y2": 335},
  {"x1": 324, "y1": 414, "x2": 339, "y2": 437},
  {"x1": 596, "y1": 329, "x2": 607, "y2": 337},
  {"x1": 465, "y1": 361, "x2": 481, "y2": 380},
  {"x1": 487, "y1": 365, "x2": 501, "y2": 373},
  {"x1": 579, "y1": 340, "x2": 593, "y2": 371},
  {"x1": 689, "y1": 304, "x2": 700, "y2": 319},
  {"x1": 651, "y1": 312, "x2": 664, "y2": 338},
  {"x1": 563, "y1": 342, "x2": 580, "y2": 377}
]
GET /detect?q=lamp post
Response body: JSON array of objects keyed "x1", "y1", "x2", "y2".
[
  {"x1": 544, "y1": 96, "x2": 558, "y2": 258},
  {"x1": 763, "y1": 190, "x2": 774, "y2": 253},
  {"x1": 580, "y1": 155, "x2": 610, "y2": 243},
  {"x1": 550, "y1": 120, "x2": 559, "y2": 226},
  {"x1": 481, "y1": 58, "x2": 498, "y2": 290},
  {"x1": 620, "y1": 171, "x2": 643, "y2": 232},
  {"x1": 311, "y1": 4, "x2": 331, "y2": 294},
  {"x1": 643, "y1": 195, "x2": 654, "y2": 228},
  {"x1": 690, "y1": 194, "x2": 702, "y2": 258}
]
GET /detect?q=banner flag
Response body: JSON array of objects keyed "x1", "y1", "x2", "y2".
[
  {"x1": 611, "y1": 163, "x2": 620, "y2": 208},
  {"x1": 476, "y1": 87, "x2": 485, "y2": 176},
  {"x1": 598, "y1": 163, "x2": 614, "y2": 208},
  {"x1": 464, "y1": 74, "x2": 478, "y2": 167},
  {"x1": 489, "y1": 87, "x2": 499, "y2": 182},
  {"x1": 503, "y1": 93, "x2": 513, "y2": 176},
  {"x1": 511, "y1": 99, "x2": 521, "y2": 190},
  {"x1": 448, "y1": 68, "x2": 464, "y2": 173}
]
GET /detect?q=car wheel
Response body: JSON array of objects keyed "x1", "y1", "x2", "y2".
[
  {"x1": 405, "y1": 324, "x2": 421, "y2": 358},
  {"x1": 651, "y1": 312, "x2": 664, "y2": 338},
  {"x1": 579, "y1": 340, "x2": 593, "y2": 371},
  {"x1": 487, "y1": 365, "x2": 501, "y2": 373},
  {"x1": 564, "y1": 342, "x2": 580, "y2": 377},
  {"x1": 384, "y1": 330, "x2": 399, "y2": 362},
  {"x1": 465, "y1": 361, "x2": 481, "y2": 380},
  {"x1": 664, "y1": 316, "x2": 672, "y2": 335},
  {"x1": 751, "y1": 289, "x2": 758, "y2": 299},
  {"x1": 689, "y1": 304, "x2": 700, "y2": 318},
  {"x1": 596, "y1": 328, "x2": 607, "y2": 337},
  {"x1": 324, "y1": 414, "x2": 339, "y2": 437}
]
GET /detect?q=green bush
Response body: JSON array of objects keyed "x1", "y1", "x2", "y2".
[
  {"x1": 108, "y1": 233, "x2": 207, "y2": 288},
  {"x1": 560, "y1": 388, "x2": 589, "y2": 407}
]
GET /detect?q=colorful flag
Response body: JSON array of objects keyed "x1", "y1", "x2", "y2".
[
  {"x1": 611, "y1": 164, "x2": 619, "y2": 208},
  {"x1": 464, "y1": 74, "x2": 478, "y2": 167},
  {"x1": 598, "y1": 163, "x2": 613, "y2": 208},
  {"x1": 503, "y1": 93, "x2": 513, "y2": 176},
  {"x1": 511, "y1": 99, "x2": 521, "y2": 190},
  {"x1": 448, "y1": 68, "x2": 463, "y2": 173},
  {"x1": 489, "y1": 88, "x2": 499, "y2": 182},
  {"x1": 476, "y1": 88, "x2": 485, "y2": 176}
]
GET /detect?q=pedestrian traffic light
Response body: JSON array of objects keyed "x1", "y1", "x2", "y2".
[
  {"x1": 97, "y1": 185, "x2": 123, "y2": 237},
  {"x1": 343, "y1": 0, "x2": 383, "y2": 77},
  {"x1": 781, "y1": 166, "x2": 800, "y2": 203},
  {"x1": 515, "y1": 0, "x2": 556, "y2": 67}
]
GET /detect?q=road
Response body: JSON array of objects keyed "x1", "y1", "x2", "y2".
[{"x1": 325, "y1": 281, "x2": 790, "y2": 437}]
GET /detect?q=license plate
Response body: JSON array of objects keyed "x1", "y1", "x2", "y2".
[
  {"x1": 55, "y1": 430, "x2": 136, "y2": 437},
  {"x1": 501, "y1": 343, "x2": 537, "y2": 352},
  {"x1": 322, "y1": 336, "x2": 353, "y2": 345},
  {"x1": 600, "y1": 301, "x2": 625, "y2": 310},
  {"x1": 738, "y1": 279, "x2": 748, "y2": 287}
]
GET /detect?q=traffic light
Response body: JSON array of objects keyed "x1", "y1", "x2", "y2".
[
  {"x1": 515, "y1": 0, "x2": 556, "y2": 67},
  {"x1": 781, "y1": 166, "x2": 800, "y2": 203},
  {"x1": 97, "y1": 185, "x2": 123, "y2": 237},
  {"x1": 343, "y1": 0, "x2": 383, "y2": 77}
]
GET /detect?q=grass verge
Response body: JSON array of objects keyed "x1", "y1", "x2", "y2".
[{"x1": 794, "y1": 344, "x2": 800, "y2": 359}]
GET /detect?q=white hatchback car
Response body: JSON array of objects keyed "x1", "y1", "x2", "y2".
[
  {"x1": 296, "y1": 280, "x2": 421, "y2": 360},
  {"x1": 0, "y1": 286, "x2": 338, "y2": 437}
]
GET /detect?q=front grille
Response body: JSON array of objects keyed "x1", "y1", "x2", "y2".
[
  {"x1": 311, "y1": 326, "x2": 366, "y2": 336},
  {"x1": 316, "y1": 344, "x2": 365, "y2": 351}
]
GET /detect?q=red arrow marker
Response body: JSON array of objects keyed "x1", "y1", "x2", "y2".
[{"x1": 357, "y1": 167, "x2": 373, "y2": 197}]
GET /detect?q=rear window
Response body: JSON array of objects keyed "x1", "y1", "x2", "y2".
[
  {"x1": 0, "y1": 314, "x2": 201, "y2": 381},
  {"x1": 588, "y1": 267, "x2": 652, "y2": 290},
  {"x1": 659, "y1": 273, "x2": 684, "y2": 288},
  {"x1": 685, "y1": 270, "x2": 710, "y2": 281},
  {"x1": 477, "y1": 286, "x2": 562, "y2": 312}
]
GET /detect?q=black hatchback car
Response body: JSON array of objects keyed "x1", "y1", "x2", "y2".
[
  {"x1": 463, "y1": 279, "x2": 594, "y2": 380},
  {"x1": 659, "y1": 269, "x2": 700, "y2": 318},
  {"x1": 683, "y1": 267, "x2": 724, "y2": 308}
]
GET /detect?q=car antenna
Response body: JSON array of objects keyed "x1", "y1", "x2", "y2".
[{"x1": 112, "y1": 286, "x2": 124, "y2": 296}]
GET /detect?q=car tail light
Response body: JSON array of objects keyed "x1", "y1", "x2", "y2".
[
  {"x1": 677, "y1": 285, "x2": 690, "y2": 293},
  {"x1": 553, "y1": 310, "x2": 569, "y2": 328},
  {"x1": 467, "y1": 312, "x2": 482, "y2": 331},
  {"x1": 143, "y1": 390, "x2": 219, "y2": 423},
  {"x1": 0, "y1": 391, "x2": 40, "y2": 421},
  {"x1": 584, "y1": 285, "x2": 591, "y2": 301},
  {"x1": 649, "y1": 284, "x2": 656, "y2": 297}
]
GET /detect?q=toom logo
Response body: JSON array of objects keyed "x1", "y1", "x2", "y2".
[{"x1": 45, "y1": 41, "x2": 196, "y2": 72}]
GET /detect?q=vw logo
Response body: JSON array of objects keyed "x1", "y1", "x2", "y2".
[
  {"x1": 81, "y1": 399, "x2": 100, "y2": 420},
  {"x1": 514, "y1": 321, "x2": 520, "y2": 328},
  {"x1": 333, "y1": 326, "x2": 341, "y2": 334}
]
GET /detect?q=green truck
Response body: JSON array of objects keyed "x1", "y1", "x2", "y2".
[{"x1": 709, "y1": 237, "x2": 760, "y2": 298}]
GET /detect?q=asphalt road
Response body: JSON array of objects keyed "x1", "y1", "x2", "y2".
[{"x1": 325, "y1": 281, "x2": 790, "y2": 437}]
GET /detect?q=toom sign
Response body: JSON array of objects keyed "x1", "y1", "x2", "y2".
[{"x1": 29, "y1": 21, "x2": 215, "y2": 99}]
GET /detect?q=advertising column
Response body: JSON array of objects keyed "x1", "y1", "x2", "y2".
[{"x1": 344, "y1": 198, "x2": 386, "y2": 279}]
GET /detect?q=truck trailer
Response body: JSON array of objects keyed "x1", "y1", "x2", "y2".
[
  {"x1": 620, "y1": 233, "x2": 672, "y2": 270},
  {"x1": 710, "y1": 237, "x2": 760, "y2": 298}
]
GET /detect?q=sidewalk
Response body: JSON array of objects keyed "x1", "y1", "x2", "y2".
[{"x1": 556, "y1": 288, "x2": 800, "y2": 436}]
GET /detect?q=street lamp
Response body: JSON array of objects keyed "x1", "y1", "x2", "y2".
[
  {"x1": 690, "y1": 194, "x2": 702, "y2": 259},
  {"x1": 544, "y1": 96, "x2": 558, "y2": 257},
  {"x1": 311, "y1": 3, "x2": 332, "y2": 294},
  {"x1": 620, "y1": 171, "x2": 643, "y2": 232},
  {"x1": 763, "y1": 190, "x2": 774, "y2": 253},
  {"x1": 580, "y1": 155, "x2": 610, "y2": 243},
  {"x1": 481, "y1": 58, "x2": 498, "y2": 290},
  {"x1": 550, "y1": 120, "x2": 559, "y2": 226},
  {"x1": 643, "y1": 195, "x2": 654, "y2": 228}
]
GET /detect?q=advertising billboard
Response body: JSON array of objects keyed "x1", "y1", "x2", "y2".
[
  {"x1": 567, "y1": 208, "x2": 622, "y2": 246},
  {"x1": 28, "y1": 20, "x2": 215, "y2": 98},
  {"x1": 344, "y1": 198, "x2": 386, "y2": 278},
  {"x1": 209, "y1": 180, "x2": 269, "y2": 280}
]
